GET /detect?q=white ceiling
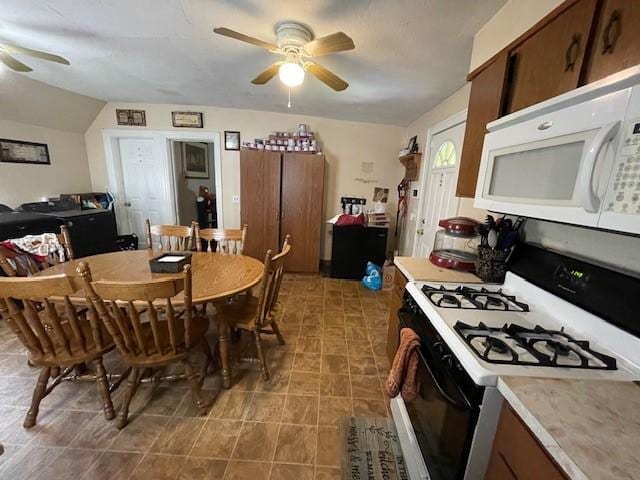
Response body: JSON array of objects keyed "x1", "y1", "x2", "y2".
[{"x1": 0, "y1": 0, "x2": 506, "y2": 126}]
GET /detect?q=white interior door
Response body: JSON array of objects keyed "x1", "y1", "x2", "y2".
[
  {"x1": 415, "y1": 122, "x2": 466, "y2": 257},
  {"x1": 117, "y1": 137, "x2": 170, "y2": 241}
]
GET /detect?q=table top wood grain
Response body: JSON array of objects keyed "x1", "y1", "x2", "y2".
[{"x1": 37, "y1": 250, "x2": 264, "y2": 305}]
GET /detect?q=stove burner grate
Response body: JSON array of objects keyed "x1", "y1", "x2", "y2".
[
  {"x1": 453, "y1": 322, "x2": 617, "y2": 370},
  {"x1": 421, "y1": 285, "x2": 530, "y2": 312}
]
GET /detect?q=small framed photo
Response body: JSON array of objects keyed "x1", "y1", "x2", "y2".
[
  {"x1": 0, "y1": 138, "x2": 50, "y2": 165},
  {"x1": 116, "y1": 109, "x2": 146, "y2": 126},
  {"x1": 225, "y1": 131, "x2": 240, "y2": 151},
  {"x1": 172, "y1": 111, "x2": 203, "y2": 128},
  {"x1": 183, "y1": 142, "x2": 209, "y2": 179},
  {"x1": 407, "y1": 135, "x2": 418, "y2": 153}
]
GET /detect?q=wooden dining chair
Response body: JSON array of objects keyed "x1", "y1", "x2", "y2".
[
  {"x1": 0, "y1": 225, "x2": 74, "y2": 277},
  {"x1": 77, "y1": 261, "x2": 213, "y2": 428},
  {"x1": 216, "y1": 235, "x2": 291, "y2": 381},
  {"x1": 195, "y1": 224, "x2": 248, "y2": 254},
  {"x1": 145, "y1": 220, "x2": 195, "y2": 251},
  {"x1": 0, "y1": 272, "x2": 116, "y2": 428}
]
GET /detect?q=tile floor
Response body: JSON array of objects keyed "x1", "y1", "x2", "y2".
[{"x1": 0, "y1": 275, "x2": 393, "y2": 479}]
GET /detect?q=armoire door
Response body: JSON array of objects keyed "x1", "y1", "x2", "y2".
[
  {"x1": 240, "y1": 150, "x2": 281, "y2": 260},
  {"x1": 281, "y1": 153, "x2": 325, "y2": 272}
]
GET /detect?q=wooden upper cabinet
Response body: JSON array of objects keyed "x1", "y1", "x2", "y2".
[
  {"x1": 584, "y1": 0, "x2": 640, "y2": 83},
  {"x1": 280, "y1": 153, "x2": 325, "y2": 273},
  {"x1": 505, "y1": 0, "x2": 598, "y2": 114},
  {"x1": 240, "y1": 150, "x2": 282, "y2": 261},
  {"x1": 456, "y1": 52, "x2": 509, "y2": 198}
]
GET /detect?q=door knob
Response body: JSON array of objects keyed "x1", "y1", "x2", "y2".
[
  {"x1": 124, "y1": 202, "x2": 132, "y2": 207},
  {"x1": 417, "y1": 229, "x2": 424, "y2": 235}
]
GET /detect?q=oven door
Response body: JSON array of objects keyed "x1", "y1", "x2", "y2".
[{"x1": 398, "y1": 309, "x2": 481, "y2": 480}]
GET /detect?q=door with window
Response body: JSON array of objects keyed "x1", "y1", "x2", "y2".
[{"x1": 415, "y1": 122, "x2": 465, "y2": 257}]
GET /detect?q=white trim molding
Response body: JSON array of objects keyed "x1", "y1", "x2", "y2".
[
  {"x1": 102, "y1": 129, "x2": 223, "y2": 234},
  {"x1": 411, "y1": 109, "x2": 467, "y2": 256}
]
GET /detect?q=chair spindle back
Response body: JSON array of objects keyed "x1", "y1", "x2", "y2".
[
  {"x1": 255, "y1": 235, "x2": 291, "y2": 328},
  {"x1": 77, "y1": 262, "x2": 197, "y2": 361},
  {"x1": 195, "y1": 224, "x2": 247, "y2": 254},
  {"x1": 145, "y1": 220, "x2": 195, "y2": 251},
  {"x1": 0, "y1": 273, "x2": 106, "y2": 363}
]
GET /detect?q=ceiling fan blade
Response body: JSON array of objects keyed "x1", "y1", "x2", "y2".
[
  {"x1": 251, "y1": 62, "x2": 283, "y2": 85},
  {"x1": 213, "y1": 27, "x2": 279, "y2": 52},
  {"x1": 305, "y1": 62, "x2": 348, "y2": 91},
  {"x1": 1, "y1": 44, "x2": 69, "y2": 65},
  {"x1": 0, "y1": 52, "x2": 32, "y2": 72},
  {"x1": 304, "y1": 32, "x2": 354, "y2": 57}
]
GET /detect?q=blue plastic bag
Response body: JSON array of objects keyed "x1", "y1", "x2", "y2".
[{"x1": 361, "y1": 261, "x2": 382, "y2": 291}]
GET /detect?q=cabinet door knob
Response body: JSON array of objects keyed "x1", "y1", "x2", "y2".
[
  {"x1": 416, "y1": 229, "x2": 424, "y2": 235},
  {"x1": 124, "y1": 202, "x2": 132, "y2": 207},
  {"x1": 564, "y1": 34, "x2": 581, "y2": 72},
  {"x1": 602, "y1": 10, "x2": 621, "y2": 55}
]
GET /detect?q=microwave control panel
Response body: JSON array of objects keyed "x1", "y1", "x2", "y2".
[{"x1": 605, "y1": 117, "x2": 640, "y2": 214}]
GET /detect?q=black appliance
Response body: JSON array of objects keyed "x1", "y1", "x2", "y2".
[
  {"x1": 0, "y1": 209, "x2": 62, "y2": 242},
  {"x1": 330, "y1": 225, "x2": 387, "y2": 279},
  {"x1": 50, "y1": 210, "x2": 117, "y2": 258},
  {"x1": 15, "y1": 201, "x2": 118, "y2": 258},
  {"x1": 398, "y1": 292, "x2": 484, "y2": 480}
]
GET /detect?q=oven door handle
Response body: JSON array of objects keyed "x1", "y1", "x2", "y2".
[{"x1": 417, "y1": 349, "x2": 472, "y2": 411}]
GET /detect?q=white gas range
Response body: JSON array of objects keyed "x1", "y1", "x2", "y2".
[{"x1": 391, "y1": 244, "x2": 640, "y2": 480}]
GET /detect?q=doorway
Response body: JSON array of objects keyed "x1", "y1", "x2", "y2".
[
  {"x1": 171, "y1": 140, "x2": 218, "y2": 229},
  {"x1": 413, "y1": 114, "x2": 466, "y2": 257},
  {"x1": 103, "y1": 129, "x2": 223, "y2": 246}
]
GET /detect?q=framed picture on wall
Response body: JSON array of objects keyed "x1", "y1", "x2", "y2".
[
  {"x1": 224, "y1": 131, "x2": 240, "y2": 151},
  {"x1": 0, "y1": 138, "x2": 50, "y2": 165},
  {"x1": 116, "y1": 109, "x2": 146, "y2": 126},
  {"x1": 183, "y1": 142, "x2": 209, "y2": 179},
  {"x1": 172, "y1": 111, "x2": 203, "y2": 128},
  {"x1": 407, "y1": 135, "x2": 418, "y2": 153}
]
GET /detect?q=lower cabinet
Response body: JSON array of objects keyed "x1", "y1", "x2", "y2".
[
  {"x1": 386, "y1": 267, "x2": 407, "y2": 363},
  {"x1": 485, "y1": 406, "x2": 568, "y2": 480}
]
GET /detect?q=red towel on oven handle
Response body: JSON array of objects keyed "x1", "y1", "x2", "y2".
[{"x1": 385, "y1": 327, "x2": 421, "y2": 402}]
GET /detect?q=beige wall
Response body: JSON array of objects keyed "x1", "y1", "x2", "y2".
[
  {"x1": 469, "y1": 0, "x2": 564, "y2": 71},
  {"x1": 0, "y1": 72, "x2": 104, "y2": 208},
  {"x1": 85, "y1": 103, "x2": 404, "y2": 260},
  {"x1": 396, "y1": 0, "x2": 576, "y2": 258},
  {"x1": 398, "y1": 84, "x2": 487, "y2": 255},
  {"x1": 0, "y1": 119, "x2": 93, "y2": 208}
]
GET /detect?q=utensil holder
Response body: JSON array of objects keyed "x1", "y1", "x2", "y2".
[{"x1": 475, "y1": 246, "x2": 509, "y2": 283}]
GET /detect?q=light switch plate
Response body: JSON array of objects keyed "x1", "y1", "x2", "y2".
[{"x1": 232, "y1": 195, "x2": 240, "y2": 203}]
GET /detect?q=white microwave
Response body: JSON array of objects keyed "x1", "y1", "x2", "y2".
[{"x1": 474, "y1": 67, "x2": 640, "y2": 235}]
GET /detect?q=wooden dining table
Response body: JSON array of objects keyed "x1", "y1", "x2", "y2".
[{"x1": 37, "y1": 249, "x2": 265, "y2": 388}]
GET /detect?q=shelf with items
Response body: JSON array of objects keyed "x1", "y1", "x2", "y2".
[
  {"x1": 241, "y1": 124, "x2": 323, "y2": 154},
  {"x1": 399, "y1": 153, "x2": 421, "y2": 181}
]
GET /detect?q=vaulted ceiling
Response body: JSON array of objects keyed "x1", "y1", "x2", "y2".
[{"x1": 0, "y1": 0, "x2": 506, "y2": 126}]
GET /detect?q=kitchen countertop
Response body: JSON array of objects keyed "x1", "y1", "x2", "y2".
[
  {"x1": 498, "y1": 376, "x2": 640, "y2": 480},
  {"x1": 393, "y1": 256, "x2": 483, "y2": 283}
]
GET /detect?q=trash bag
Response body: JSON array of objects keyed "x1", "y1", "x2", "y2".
[{"x1": 361, "y1": 261, "x2": 382, "y2": 291}]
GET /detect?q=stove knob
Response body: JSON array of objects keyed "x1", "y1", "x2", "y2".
[
  {"x1": 441, "y1": 354, "x2": 456, "y2": 369},
  {"x1": 433, "y1": 342, "x2": 445, "y2": 354}
]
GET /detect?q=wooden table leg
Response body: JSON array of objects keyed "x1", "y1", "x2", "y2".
[{"x1": 219, "y1": 322, "x2": 232, "y2": 389}]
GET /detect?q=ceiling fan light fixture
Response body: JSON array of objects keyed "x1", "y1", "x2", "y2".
[{"x1": 278, "y1": 61, "x2": 304, "y2": 87}]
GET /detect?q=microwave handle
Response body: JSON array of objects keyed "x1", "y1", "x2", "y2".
[{"x1": 579, "y1": 121, "x2": 620, "y2": 213}]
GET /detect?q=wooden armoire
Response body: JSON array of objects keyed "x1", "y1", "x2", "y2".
[{"x1": 240, "y1": 150, "x2": 325, "y2": 273}]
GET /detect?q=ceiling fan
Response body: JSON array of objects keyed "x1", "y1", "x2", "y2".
[
  {"x1": 213, "y1": 22, "x2": 354, "y2": 91},
  {"x1": 0, "y1": 42, "x2": 70, "y2": 72}
]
